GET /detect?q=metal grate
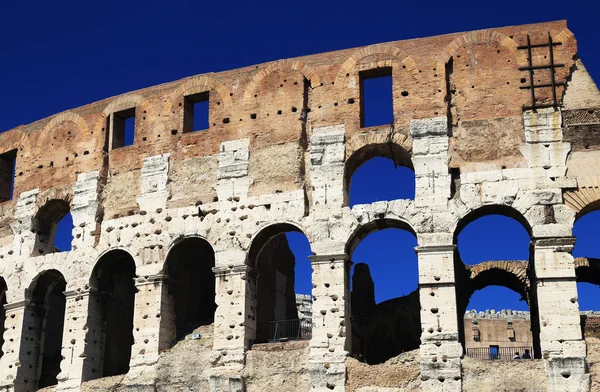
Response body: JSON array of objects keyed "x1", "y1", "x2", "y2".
[
  {"x1": 517, "y1": 33, "x2": 564, "y2": 111},
  {"x1": 466, "y1": 346, "x2": 533, "y2": 360},
  {"x1": 256, "y1": 319, "x2": 312, "y2": 343}
]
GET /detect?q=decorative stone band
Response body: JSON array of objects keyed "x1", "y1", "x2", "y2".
[
  {"x1": 4, "y1": 300, "x2": 31, "y2": 311},
  {"x1": 532, "y1": 236, "x2": 576, "y2": 249},
  {"x1": 135, "y1": 274, "x2": 167, "y2": 287},
  {"x1": 308, "y1": 254, "x2": 350, "y2": 265},
  {"x1": 63, "y1": 288, "x2": 92, "y2": 300},
  {"x1": 414, "y1": 244, "x2": 457, "y2": 253},
  {"x1": 212, "y1": 264, "x2": 251, "y2": 277}
]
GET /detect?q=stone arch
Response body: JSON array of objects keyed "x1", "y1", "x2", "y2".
[
  {"x1": 467, "y1": 261, "x2": 530, "y2": 300},
  {"x1": 436, "y1": 29, "x2": 526, "y2": 72},
  {"x1": 165, "y1": 74, "x2": 232, "y2": 115},
  {"x1": 575, "y1": 257, "x2": 600, "y2": 285},
  {"x1": 453, "y1": 204, "x2": 533, "y2": 244},
  {"x1": 344, "y1": 139, "x2": 414, "y2": 206},
  {"x1": 32, "y1": 197, "x2": 72, "y2": 255},
  {"x1": 334, "y1": 43, "x2": 418, "y2": 85},
  {"x1": 102, "y1": 94, "x2": 144, "y2": 117},
  {"x1": 37, "y1": 111, "x2": 92, "y2": 155},
  {"x1": 161, "y1": 236, "x2": 216, "y2": 346},
  {"x1": 42, "y1": 111, "x2": 89, "y2": 135},
  {"x1": 243, "y1": 59, "x2": 321, "y2": 101},
  {"x1": 554, "y1": 28, "x2": 575, "y2": 46},
  {"x1": 83, "y1": 249, "x2": 137, "y2": 380},
  {"x1": 564, "y1": 180, "x2": 600, "y2": 219},
  {"x1": 246, "y1": 221, "x2": 310, "y2": 267},
  {"x1": 18, "y1": 269, "x2": 66, "y2": 389},
  {"x1": 345, "y1": 217, "x2": 416, "y2": 257},
  {"x1": 246, "y1": 222, "x2": 312, "y2": 343},
  {"x1": 457, "y1": 260, "x2": 541, "y2": 358},
  {"x1": 344, "y1": 217, "x2": 420, "y2": 364}
]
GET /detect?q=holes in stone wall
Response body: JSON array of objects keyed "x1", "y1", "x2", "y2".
[
  {"x1": 360, "y1": 67, "x2": 393, "y2": 128},
  {"x1": 183, "y1": 91, "x2": 209, "y2": 133}
]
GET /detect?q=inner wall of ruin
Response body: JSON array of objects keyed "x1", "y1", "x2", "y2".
[{"x1": 0, "y1": 19, "x2": 599, "y2": 392}]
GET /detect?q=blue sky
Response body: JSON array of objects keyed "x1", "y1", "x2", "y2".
[{"x1": 3, "y1": 0, "x2": 600, "y2": 313}]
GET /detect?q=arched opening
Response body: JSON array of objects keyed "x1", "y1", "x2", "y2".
[
  {"x1": 83, "y1": 250, "x2": 136, "y2": 380},
  {"x1": 345, "y1": 143, "x2": 415, "y2": 207},
  {"x1": 346, "y1": 219, "x2": 420, "y2": 364},
  {"x1": 33, "y1": 199, "x2": 73, "y2": 254},
  {"x1": 163, "y1": 237, "x2": 216, "y2": 345},
  {"x1": 454, "y1": 206, "x2": 541, "y2": 359},
  {"x1": 247, "y1": 223, "x2": 313, "y2": 344},
  {"x1": 22, "y1": 270, "x2": 66, "y2": 389},
  {"x1": 573, "y1": 209, "x2": 600, "y2": 338}
]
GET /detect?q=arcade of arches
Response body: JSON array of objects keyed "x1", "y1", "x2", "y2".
[{"x1": 0, "y1": 20, "x2": 598, "y2": 392}]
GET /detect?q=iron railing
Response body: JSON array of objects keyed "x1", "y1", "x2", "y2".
[
  {"x1": 256, "y1": 319, "x2": 312, "y2": 343},
  {"x1": 466, "y1": 346, "x2": 533, "y2": 360}
]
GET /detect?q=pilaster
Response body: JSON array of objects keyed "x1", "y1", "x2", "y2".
[
  {"x1": 308, "y1": 254, "x2": 350, "y2": 392},
  {"x1": 209, "y1": 250, "x2": 251, "y2": 392},
  {"x1": 532, "y1": 237, "x2": 590, "y2": 391},
  {"x1": 55, "y1": 289, "x2": 91, "y2": 391},
  {"x1": 416, "y1": 244, "x2": 462, "y2": 392}
]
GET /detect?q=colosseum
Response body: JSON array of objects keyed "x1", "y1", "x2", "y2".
[{"x1": 0, "y1": 19, "x2": 598, "y2": 392}]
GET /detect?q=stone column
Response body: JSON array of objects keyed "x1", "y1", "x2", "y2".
[
  {"x1": 55, "y1": 289, "x2": 92, "y2": 391},
  {"x1": 308, "y1": 254, "x2": 351, "y2": 392},
  {"x1": 533, "y1": 237, "x2": 590, "y2": 391},
  {"x1": 123, "y1": 275, "x2": 168, "y2": 387},
  {"x1": 209, "y1": 256, "x2": 251, "y2": 392},
  {"x1": 80, "y1": 288, "x2": 105, "y2": 383},
  {"x1": 416, "y1": 244, "x2": 462, "y2": 392},
  {"x1": 0, "y1": 301, "x2": 33, "y2": 392}
]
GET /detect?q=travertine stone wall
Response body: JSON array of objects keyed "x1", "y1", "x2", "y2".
[{"x1": 0, "y1": 20, "x2": 598, "y2": 392}]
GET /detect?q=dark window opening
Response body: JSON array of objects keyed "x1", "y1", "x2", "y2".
[
  {"x1": 164, "y1": 237, "x2": 216, "y2": 346},
  {"x1": 184, "y1": 91, "x2": 209, "y2": 133},
  {"x1": 360, "y1": 67, "x2": 393, "y2": 128},
  {"x1": 112, "y1": 108, "x2": 136, "y2": 149},
  {"x1": 20, "y1": 270, "x2": 66, "y2": 389},
  {"x1": 84, "y1": 250, "x2": 136, "y2": 380},
  {"x1": 0, "y1": 149, "x2": 17, "y2": 202}
]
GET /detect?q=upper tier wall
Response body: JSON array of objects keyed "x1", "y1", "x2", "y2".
[{"x1": 0, "y1": 20, "x2": 597, "y2": 239}]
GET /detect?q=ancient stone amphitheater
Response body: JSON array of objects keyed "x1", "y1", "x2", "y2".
[{"x1": 0, "y1": 19, "x2": 598, "y2": 392}]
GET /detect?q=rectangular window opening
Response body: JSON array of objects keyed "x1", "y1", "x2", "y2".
[
  {"x1": 184, "y1": 91, "x2": 209, "y2": 133},
  {"x1": 112, "y1": 108, "x2": 136, "y2": 149},
  {"x1": 360, "y1": 67, "x2": 393, "y2": 128},
  {"x1": 0, "y1": 150, "x2": 17, "y2": 202}
]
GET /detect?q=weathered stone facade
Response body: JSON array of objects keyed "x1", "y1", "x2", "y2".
[{"x1": 0, "y1": 19, "x2": 598, "y2": 392}]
